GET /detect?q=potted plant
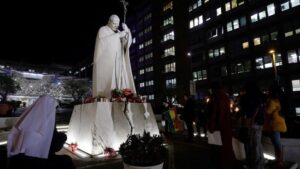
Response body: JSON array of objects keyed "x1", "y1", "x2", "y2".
[{"x1": 119, "y1": 131, "x2": 167, "y2": 169}]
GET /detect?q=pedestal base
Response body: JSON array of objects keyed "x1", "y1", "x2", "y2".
[{"x1": 66, "y1": 102, "x2": 159, "y2": 155}]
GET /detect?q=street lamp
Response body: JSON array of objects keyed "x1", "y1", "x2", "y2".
[{"x1": 269, "y1": 49, "x2": 277, "y2": 79}]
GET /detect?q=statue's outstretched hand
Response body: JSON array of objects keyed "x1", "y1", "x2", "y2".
[
  {"x1": 122, "y1": 23, "x2": 130, "y2": 33},
  {"x1": 119, "y1": 31, "x2": 127, "y2": 38}
]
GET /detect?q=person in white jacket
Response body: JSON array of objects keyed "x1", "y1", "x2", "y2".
[{"x1": 7, "y1": 95, "x2": 74, "y2": 169}]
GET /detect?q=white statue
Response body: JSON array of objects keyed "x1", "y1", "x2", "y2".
[{"x1": 92, "y1": 14, "x2": 136, "y2": 98}]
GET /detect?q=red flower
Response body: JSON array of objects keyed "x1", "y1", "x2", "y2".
[
  {"x1": 69, "y1": 143, "x2": 78, "y2": 152},
  {"x1": 123, "y1": 88, "x2": 133, "y2": 98},
  {"x1": 104, "y1": 147, "x2": 117, "y2": 158}
]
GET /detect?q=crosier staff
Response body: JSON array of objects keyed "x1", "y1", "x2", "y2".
[{"x1": 120, "y1": 0, "x2": 128, "y2": 23}]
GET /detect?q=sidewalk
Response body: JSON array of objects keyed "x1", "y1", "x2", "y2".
[{"x1": 0, "y1": 133, "x2": 298, "y2": 169}]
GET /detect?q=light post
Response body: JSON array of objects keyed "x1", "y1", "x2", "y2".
[{"x1": 269, "y1": 49, "x2": 277, "y2": 79}]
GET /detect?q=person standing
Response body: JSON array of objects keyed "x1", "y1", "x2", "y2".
[
  {"x1": 7, "y1": 95, "x2": 75, "y2": 169},
  {"x1": 239, "y1": 81, "x2": 265, "y2": 169},
  {"x1": 264, "y1": 83, "x2": 287, "y2": 166},
  {"x1": 182, "y1": 93, "x2": 195, "y2": 142},
  {"x1": 92, "y1": 14, "x2": 136, "y2": 98},
  {"x1": 206, "y1": 82, "x2": 236, "y2": 169}
]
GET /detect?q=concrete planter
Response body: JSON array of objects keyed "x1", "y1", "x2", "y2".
[{"x1": 123, "y1": 162, "x2": 164, "y2": 169}]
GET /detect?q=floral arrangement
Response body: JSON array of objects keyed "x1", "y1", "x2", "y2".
[
  {"x1": 104, "y1": 147, "x2": 117, "y2": 158},
  {"x1": 69, "y1": 143, "x2": 78, "y2": 152},
  {"x1": 111, "y1": 88, "x2": 145, "y2": 103},
  {"x1": 119, "y1": 131, "x2": 167, "y2": 166}
]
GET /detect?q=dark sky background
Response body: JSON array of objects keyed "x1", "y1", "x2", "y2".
[{"x1": 1, "y1": 0, "x2": 138, "y2": 67}]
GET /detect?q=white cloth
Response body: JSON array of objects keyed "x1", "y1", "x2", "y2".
[
  {"x1": 92, "y1": 25, "x2": 136, "y2": 98},
  {"x1": 7, "y1": 95, "x2": 58, "y2": 159},
  {"x1": 232, "y1": 137, "x2": 246, "y2": 160},
  {"x1": 207, "y1": 131, "x2": 223, "y2": 146}
]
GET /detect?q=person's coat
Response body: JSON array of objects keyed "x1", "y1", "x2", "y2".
[{"x1": 264, "y1": 98, "x2": 287, "y2": 132}]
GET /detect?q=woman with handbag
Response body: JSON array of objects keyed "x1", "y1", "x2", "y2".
[{"x1": 264, "y1": 83, "x2": 287, "y2": 167}]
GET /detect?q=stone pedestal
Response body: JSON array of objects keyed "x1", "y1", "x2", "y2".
[{"x1": 66, "y1": 102, "x2": 159, "y2": 156}]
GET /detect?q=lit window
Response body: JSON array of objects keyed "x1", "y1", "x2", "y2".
[
  {"x1": 209, "y1": 49, "x2": 214, "y2": 58},
  {"x1": 242, "y1": 41, "x2": 249, "y2": 49},
  {"x1": 199, "y1": 15, "x2": 203, "y2": 24},
  {"x1": 227, "y1": 22, "x2": 233, "y2": 32},
  {"x1": 194, "y1": 17, "x2": 199, "y2": 26},
  {"x1": 166, "y1": 78, "x2": 176, "y2": 88},
  {"x1": 225, "y1": 2, "x2": 231, "y2": 11},
  {"x1": 193, "y1": 3, "x2": 197, "y2": 9},
  {"x1": 140, "y1": 82, "x2": 145, "y2": 88},
  {"x1": 275, "y1": 54, "x2": 283, "y2": 66},
  {"x1": 216, "y1": 7, "x2": 222, "y2": 16},
  {"x1": 165, "y1": 62, "x2": 176, "y2": 73},
  {"x1": 256, "y1": 58, "x2": 264, "y2": 69},
  {"x1": 291, "y1": 0, "x2": 300, "y2": 7},
  {"x1": 163, "y1": 31, "x2": 175, "y2": 42},
  {"x1": 267, "y1": 3, "x2": 275, "y2": 16},
  {"x1": 139, "y1": 69, "x2": 145, "y2": 75},
  {"x1": 231, "y1": 0, "x2": 237, "y2": 9},
  {"x1": 285, "y1": 31, "x2": 294, "y2": 37},
  {"x1": 287, "y1": 50, "x2": 298, "y2": 63},
  {"x1": 253, "y1": 37, "x2": 261, "y2": 46},
  {"x1": 295, "y1": 28, "x2": 300, "y2": 34},
  {"x1": 139, "y1": 44, "x2": 144, "y2": 49},
  {"x1": 193, "y1": 69, "x2": 207, "y2": 81},
  {"x1": 132, "y1": 38, "x2": 136, "y2": 44},
  {"x1": 233, "y1": 19, "x2": 239, "y2": 29},
  {"x1": 220, "y1": 47, "x2": 225, "y2": 55},
  {"x1": 296, "y1": 107, "x2": 300, "y2": 116},
  {"x1": 239, "y1": 0, "x2": 245, "y2": 5},
  {"x1": 190, "y1": 20, "x2": 194, "y2": 29},
  {"x1": 281, "y1": 2, "x2": 290, "y2": 11},
  {"x1": 163, "y1": 46, "x2": 175, "y2": 57},
  {"x1": 163, "y1": 1, "x2": 173, "y2": 11},
  {"x1": 251, "y1": 14, "x2": 258, "y2": 23},
  {"x1": 198, "y1": 0, "x2": 202, "y2": 6},
  {"x1": 292, "y1": 79, "x2": 300, "y2": 91},
  {"x1": 214, "y1": 49, "x2": 220, "y2": 57},
  {"x1": 163, "y1": 16, "x2": 174, "y2": 26},
  {"x1": 259, "y1": 11, "x2": 267, "y2": 20}
]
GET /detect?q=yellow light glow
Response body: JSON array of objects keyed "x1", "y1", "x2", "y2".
[{"x1": 269, "y1": 49, "x2": 275, "y2": 54}]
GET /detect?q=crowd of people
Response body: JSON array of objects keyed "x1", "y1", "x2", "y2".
[{"x1": 161, "y1": 80, "x2": 289, "y2": 169}]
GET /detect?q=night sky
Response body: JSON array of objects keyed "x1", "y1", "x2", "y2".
[{"x1": 1, "y1": 1, "x2": 138, "y2": 66}]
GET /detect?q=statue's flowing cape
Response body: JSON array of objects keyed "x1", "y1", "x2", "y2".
[{"x1": 92, "y1": 25, "x2": 136, "y2": 98}]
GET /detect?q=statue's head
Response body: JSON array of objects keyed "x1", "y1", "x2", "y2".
[{"x1": 108, "y1": 14, "x2": 120, "y2": 31}]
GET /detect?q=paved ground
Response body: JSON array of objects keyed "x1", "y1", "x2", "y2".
[{"x1": 0, "y1": 111, "x2": 299, "y2": 169}]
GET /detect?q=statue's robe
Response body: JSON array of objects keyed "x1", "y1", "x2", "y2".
[{"x1": 92, "y1": 25, "x2": 136, "y2": 98}]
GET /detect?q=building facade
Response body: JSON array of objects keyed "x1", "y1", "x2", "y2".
[
  {"x1": 188, "y1": 0, "x2": 300, "y2": 117},
  {"x1": 130, "y1": 0, "x2": 190, "y2": 112}
]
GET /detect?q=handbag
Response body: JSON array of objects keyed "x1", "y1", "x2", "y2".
[
  {"x1": 207, "y1": 131, "x2": 222, "y2": 146},
  {"x1": 232, "y1": 137, "x2": 246, "y2": 160}
]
